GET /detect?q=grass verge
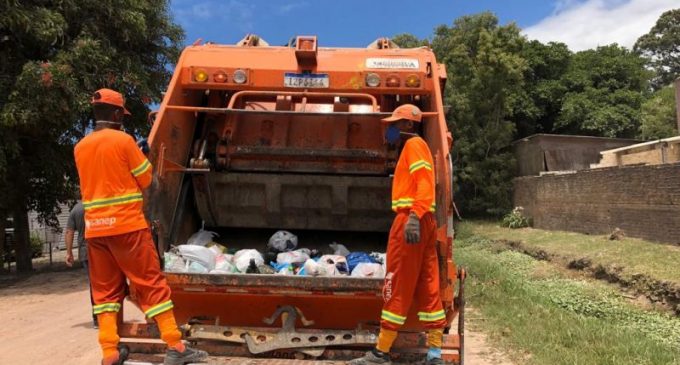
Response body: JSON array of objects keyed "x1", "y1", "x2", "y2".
[
  {"x1": 455, "y1": 222, "x2": 680, "y2": 365},
  {"x1": 465, "y1": 221, "x2": 680, "y2": 313}
]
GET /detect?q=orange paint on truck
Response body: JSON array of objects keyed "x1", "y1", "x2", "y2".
[{"x1": 138, "y1": 35, "x2": 462, "y2": 362}]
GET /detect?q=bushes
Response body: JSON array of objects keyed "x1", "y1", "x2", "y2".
[
  {"x1": 29, "y1": 234, "x2": 43, "y2": 258},
  {"x1": 501, "y1": 206, "x2": 530, "y2": 228}
]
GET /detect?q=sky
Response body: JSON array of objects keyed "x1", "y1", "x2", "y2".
[{"x1": 170, "y1": 0, "x2": 677, "y2": 51}]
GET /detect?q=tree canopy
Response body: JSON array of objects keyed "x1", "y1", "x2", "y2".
[
  {"x1": 634, "y1": 9, "x2": 680, "y2": 89},
  {"x1": 0, "y1": 0, "x2": 183, "y2": 272},
  {"x1": 394, "y1": 11, "x2": 664, "y2": 216}
]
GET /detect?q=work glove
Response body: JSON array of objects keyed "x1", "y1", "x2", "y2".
[{"x1": 405, "y1": 212, "x2": 421, "y2": 244}]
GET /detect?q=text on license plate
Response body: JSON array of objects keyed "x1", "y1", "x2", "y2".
[{"x1": 284, "y1": 73, "x2": 329, "y2": 88}]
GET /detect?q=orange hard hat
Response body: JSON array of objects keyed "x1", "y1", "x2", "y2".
[
  {"x1": 92, "y1": 88, "x2": 131, "y2": 115},
  {"x1": 381, "y1": 104, "x2": 422, "y2": 123}
]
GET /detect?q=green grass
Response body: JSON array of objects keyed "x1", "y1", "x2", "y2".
[
  {"x1": 465, "y1": 221, "x2": 680, "y2": 284},
  {"x1": 455, "y1": 223, "x2": 680, "y2": 365}
]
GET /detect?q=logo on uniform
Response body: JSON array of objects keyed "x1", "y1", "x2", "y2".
[
  {"x1": 86, "y1": 217, "x2": 117, "y2": 229},
  {"x1": 383, "y1": 272, "x2": 395, "y2": 302}
]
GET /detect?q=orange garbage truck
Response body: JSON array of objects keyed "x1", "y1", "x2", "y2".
[{"x1": 120, "y1": 34, "x2": 465, "y2": 364}]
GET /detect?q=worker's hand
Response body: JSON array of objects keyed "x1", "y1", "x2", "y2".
[
  {"x1": 405, "y1": 212, "x2": 421, "y2": 244},
  {"x1": 65, "y1": 251, "x2": 75, "y2": 267}
]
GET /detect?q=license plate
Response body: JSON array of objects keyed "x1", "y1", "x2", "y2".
[{"x1": 284, "y1": 73, "x2": 329, "y2": 88}]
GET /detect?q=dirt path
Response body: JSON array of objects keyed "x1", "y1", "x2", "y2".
[{"x1": 0, "y1": 270, "x2": 514, "y2": 365}]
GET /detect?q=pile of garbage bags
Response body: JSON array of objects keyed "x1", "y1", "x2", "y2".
[{"x1": 165, "y1": 229, "x2": 386, "y2": 278}]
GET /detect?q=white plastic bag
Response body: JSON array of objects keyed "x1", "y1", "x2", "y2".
[
  {"x1": 207, "y1": 243, "x2": 227, "y2": 255},
  {"x1": 351, "y1": 263, "x2": 385, "y2": 278},
  {"x1": 268, "y1": 230, "x2": 298, "y2": 252},
  {"x1": 187, "y1": 261, "x2": 209, "y2": 273},
  {"x1": 186, "y1": 229, "x2": 219, "y2": 246},
  {"x1": 164, "y1": 251, "x2": 186, "y2": 273},
  {"x1": 178, "y1": 245, "x2": 216, "y2": 270},
  {"x1": 276, "y1": 249, "x2": 311, "y2": 265},
  {"x1": 214, "y1": 254, "x2": 237, "y2": 273},
  {"x1": 329, "y1": 242, "x2": 350, "y2": 256},
  {"x1": 302, "y1": 258, "x2": 328, "y2": 277},
  {"x1": 318, "y1": 255, "x2": 349, "y2": 276},
  {"x1": 233, "y1": 249, "x2": 264, "y2": 273},
  {"x1": 277, "y1": 265, "x2": 295, "y2": 275}
]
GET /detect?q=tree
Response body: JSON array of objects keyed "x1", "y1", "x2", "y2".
[
  {"x1": 392, "y1": 33, "x2": 429, "y2": 48},
  {"x1": 430, "y1": 12, "x2": 527, "y2": 216},
  {"x1": 639, "y1": 85, "x2": 678, "y2": 140},
  {"x1": 511, "y1": 40, "x2": 571, "y2": 137},
  {"x1": 634, "y1": 9, "x2": 680, "y2": 90},
  {"x1": 0, "y1": 1, "x2": 183, "y2": 272},
  {"x1": 556, "y1": 45, "x2": 651, "y2": 138}
]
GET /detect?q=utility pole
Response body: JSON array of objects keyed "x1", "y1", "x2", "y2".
[{"x1": 676, "y1": 77, "x2": 680, "y2": 134}]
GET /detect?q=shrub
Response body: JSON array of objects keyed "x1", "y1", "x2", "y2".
[
  {"x1": 29, "y1": 234, "x2": 44, "y2": 258},
  {"x1": 501, "y1": 207, "x2": 530, "y2": 229}
]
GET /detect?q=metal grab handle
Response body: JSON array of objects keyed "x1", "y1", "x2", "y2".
[
  {"x1": 227, "y1": 90, "x2": 379, "y2": 112},
  {"x1": 448, "y1": 153, "x2": 462, "y2": 220}
]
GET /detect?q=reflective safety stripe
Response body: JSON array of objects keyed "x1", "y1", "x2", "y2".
[
  {"x1": 381, "y1": 310, "x2": 406, "y2": 325},
  {"x1": 83, "y1": 192, "x2": 143, "y2": 211},
  {"x1": 93, "y1": 302, "x2": 121, "y2": 315},
  {"x1": 391, "y1": 197, "x2": 414, "y2": 208},
  {"x1": 391, "y1": 198, "x2": 437, "y2": 213},
  {"x1": 409, "y1": 160, "x2": 433, "y2": 174},
  {"x1": 145, "y1": 300, "x2": 174, "y2": 318},
  {"x1": 417, "y1": 309, "x2": 446, "y2": 322},
  {"x1": 131, "y1": 159, "x2": 151, "y2": 177}
]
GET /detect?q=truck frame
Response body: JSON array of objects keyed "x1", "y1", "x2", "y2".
[{"x1": 120, "y1": 34, "x2": 465, "y2": 364}]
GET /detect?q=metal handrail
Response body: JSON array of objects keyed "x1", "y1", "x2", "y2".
[{"x1": 227, "y1": 90, "x2": 379, "y2": 112}]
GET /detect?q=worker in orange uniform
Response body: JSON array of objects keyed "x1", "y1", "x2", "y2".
[
  {"x1": 349, "y1": 104, "x2": 446, "y2": 365},
  {"x1": 74, "y1": 88, "x2": 208, "y2": 365}
]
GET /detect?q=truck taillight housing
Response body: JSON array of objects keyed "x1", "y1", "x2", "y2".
[
  {"x1": 213, "y1": 71, "x2": 228, "y2": 83},
  {"x1": 365, "y1": 73, "x2": 380, "y2": 87},
  {"x1": 233, "y1": 69, "x2": 247, "y2": 84},
  {"x1": 405, "y1": 74, "x2": 421, "y2": 87},
  {"x1": 386, "y1": 74, "x2": 400, "y2": 87},
  {"x1": 193, "y1": 69, "x2": 209, "y2": 82}
]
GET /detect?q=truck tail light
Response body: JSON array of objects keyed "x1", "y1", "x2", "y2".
[
  {"x1": 213, "y1": 71, "x2": 228, "y2": 83},
  {"x1": 405, "y1": 74, "x2": 420, "y2": 87},
  {"x1": 365, "y1": 73, "x2": 380, "y2": 87},
  {"x1": 386, "y1": 74, "x2": 400, "y2": 87},
  {"x1": 233, "y1": 69, "x2": 247, "y2": 84},
  {"x1": 193, "y1": 69, "x2": 209, "y2": 82}
]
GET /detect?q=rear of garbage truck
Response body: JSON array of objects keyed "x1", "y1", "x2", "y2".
[{"x1": 121, "y1": 35, "x2": 465, "y2": 364}]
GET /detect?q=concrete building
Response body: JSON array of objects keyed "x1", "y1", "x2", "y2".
[{"x1": 512, "y1": 134, "x2": 639, "y2": 176}]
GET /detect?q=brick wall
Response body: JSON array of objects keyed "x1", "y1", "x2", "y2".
[{"x1": 514, "y1": 163, "x2": 680, "y2": 244}]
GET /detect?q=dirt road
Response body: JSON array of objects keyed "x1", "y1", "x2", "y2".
[{"x1": 0, "y1": 269, "x2": 513, "y2": 365}]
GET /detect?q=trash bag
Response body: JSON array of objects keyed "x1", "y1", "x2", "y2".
[
  {"x1": 268, "y1": 230, "x2": 298, "y2": 252},
  {"x1": 186, "y1": 229, "x2": 219, "y2": 246},
  {"x1": 214, "y1": 253, "x2": 236, "y2": 273},
  {"x1": 301, "y1": 258, "x2": 328, "y2": 277},
  {"x1": 178, "y1": 245, "x2": 216, "y2": 270},
  {"x1": 164, "y1": 251, "x2": 186, "y2": 273},
  {"x1": 276, "y1": 264, "x2": 296, "y2": 275},
  {"x1": 351, "y1": 263, "x2": 385, "y2": 278},
  {"x1": 233, "y1": 249, "x2": 264, "y2": 273},
  {"x1": 207, "y1": 243, "x2": 227, "y2": 255},
  {"x1": 346, "y1": 252, "x2": 376, "y2": 272},
  {"x1": 257, "y1": 265, "x2": 276, "y2": 274},
  {"x1": 187, "y1": 261, "x2": 209, "y2": 273},
  {"x1": 318, "y1": 255, "x2": 349, "y2": 276},
  {"x1": 329, "y1": 242, "x2": 350, "y2": 256},
  {"x1": 276, "y1": 249, "x2": 310, "y2": 265},
  {"x1": 369, "y1": 252, "x2": 385, "y2": 264}
]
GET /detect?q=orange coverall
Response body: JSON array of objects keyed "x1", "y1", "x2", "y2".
[
  {"x1": 74, "y1": 128, "x2": 173, "y2": 319},
  {"x1": 380, "y1": 136, "x2": 447, "y2": 331}
]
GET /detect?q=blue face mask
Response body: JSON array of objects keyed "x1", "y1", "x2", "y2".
[{"x1": 385, "y1": 124, "x2": 401, "y2": 144}]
